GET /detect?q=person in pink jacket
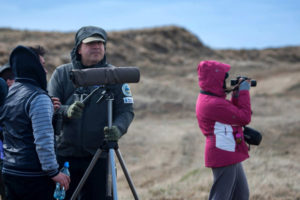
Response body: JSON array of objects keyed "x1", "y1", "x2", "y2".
[{"x1": 196, "y1": 60, "x2": 252, "y2": 200}]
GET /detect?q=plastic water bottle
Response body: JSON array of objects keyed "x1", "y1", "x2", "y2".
[{"x1": 53, "y1": 162, "x2": 70, "y2": 200}]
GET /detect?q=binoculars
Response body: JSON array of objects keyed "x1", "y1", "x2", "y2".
[{"x1": 230, "y1": 76, "x2": 257, "y2": 87}]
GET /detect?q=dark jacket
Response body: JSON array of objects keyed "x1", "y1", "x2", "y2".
[
  {"x1": 0, "y1": 46, "x2": 57, "y2": 176},
  {"x1": 48, "y1": 26, "x2": 134, "y2": 157},
  {"x1": 0, "y1": 77, "x2": 7, "y2": 144},
  {"x1": 0, "y1": 78, "x2": 7, "y2": 106}
]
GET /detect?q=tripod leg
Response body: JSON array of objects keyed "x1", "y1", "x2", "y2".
[
  {"x1": 106, "y1": 150, "x2": 112, "y2": 199},
  {"x1": 109, "y1": 149, "x2": 118, "y2": 200},
  {"x1": 70, "y1": 148, "x2": 103, "y2": 200},
  {"x1": 115, "y1": 149, "x2": 140, "y2": 200}
]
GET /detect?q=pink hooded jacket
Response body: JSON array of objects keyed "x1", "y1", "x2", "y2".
[{"x1": 195, "y1": 60, "x2": 251, "y2": 168}]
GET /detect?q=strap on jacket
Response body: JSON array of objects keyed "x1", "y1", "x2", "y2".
[{"x1": 200, "y1": 90, "x2": 218, "y2": 97}]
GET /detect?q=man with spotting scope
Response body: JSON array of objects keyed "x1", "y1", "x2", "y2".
[{"x1": 48, "y1": 26, "x2": 134, "y2": 200}]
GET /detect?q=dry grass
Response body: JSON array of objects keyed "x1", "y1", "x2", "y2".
[{"x1": 1, "y1": 27, "x2": 300, "y2": 199}]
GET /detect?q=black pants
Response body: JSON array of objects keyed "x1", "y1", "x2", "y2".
[
  {"x1": 0, "y1": 160, "x2": 6, "y2": 200},
  {"x1": 57, "y1": 155, "x2": 108, "y2": 200},
  {"x1": 2, "y1": 173, "x2": 55, "y2": 200}
]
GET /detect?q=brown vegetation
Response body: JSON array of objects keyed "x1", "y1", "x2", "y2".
[{"x1": 1, "y1": 26, "x2": 300, "y2": 199}]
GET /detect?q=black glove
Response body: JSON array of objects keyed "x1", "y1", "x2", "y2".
[
  {"x1": 104, "y1": 126, "x2": 122, "y2": 142},
  {"x1": 67, "y1": 101, "x2": 84, "y2": 119}
]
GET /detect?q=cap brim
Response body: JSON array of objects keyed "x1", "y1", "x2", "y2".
[{"x1": 82, "y1": 37, "x2": 105, "y2": 44}]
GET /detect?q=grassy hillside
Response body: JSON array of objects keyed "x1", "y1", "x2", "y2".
[{"x1": 1, "y1": 26, "x2": 300, "y2": 199}]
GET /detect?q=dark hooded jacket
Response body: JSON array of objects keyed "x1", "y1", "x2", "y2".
[
  {"x1": 0, "y1": 46, "x2": 57, "y2": 176},
  {"x1": 48, "y1": 26, "x2": 134, "y2": 157}
]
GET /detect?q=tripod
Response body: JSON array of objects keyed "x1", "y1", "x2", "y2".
[{"x1": 70, "y1": 86, "x2": 139, "y2": 200}]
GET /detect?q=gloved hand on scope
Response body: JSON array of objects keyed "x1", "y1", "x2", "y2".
[
  {"x1": 66, "y1": 101, "x2": 85, "y2": 119},
  {"x1": 104, "y1": 126, "x2": 122, "y2": 142}
]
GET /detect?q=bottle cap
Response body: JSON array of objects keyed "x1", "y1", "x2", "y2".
[{"x1": 64, "y1": 161, "x2": 69, "y2": 168}]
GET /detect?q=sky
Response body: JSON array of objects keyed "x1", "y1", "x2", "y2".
[{"x1": 0, "y1": 0, "x2": 299, "y2": 49}]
